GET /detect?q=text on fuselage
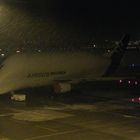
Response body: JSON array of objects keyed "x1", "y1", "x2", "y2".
[{"x1": 27, "y1": 71, "x2": 66, "y2": 78}]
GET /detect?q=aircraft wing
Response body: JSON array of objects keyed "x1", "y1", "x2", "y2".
[{"x1": 53, "y1": 74, "x2": 135, "y2": 84}]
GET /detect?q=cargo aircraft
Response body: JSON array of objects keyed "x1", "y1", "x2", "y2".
[{"x1": 0, "y1": 35, "x2": 130, "y2": 100}]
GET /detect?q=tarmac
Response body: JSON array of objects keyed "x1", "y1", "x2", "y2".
[{"x1": 0, "y1": 87, "x2": 140, "y2": 140}]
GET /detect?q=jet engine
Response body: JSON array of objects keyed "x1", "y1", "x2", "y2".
[{"x1": 53, "y1": 82, "x2": 72, "y2": 94}]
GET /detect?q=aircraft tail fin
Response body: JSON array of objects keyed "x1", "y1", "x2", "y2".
[
  {"x1": 112, "y1": 34, "x2": 130, "y2": 58},
  {"x1": 104, "y1": 34, "x2": 130, "y2": 76}
]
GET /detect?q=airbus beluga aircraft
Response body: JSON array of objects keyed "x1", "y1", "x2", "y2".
[{"x1": 0, "y1": 35, "x2": 130, "y2": 99}]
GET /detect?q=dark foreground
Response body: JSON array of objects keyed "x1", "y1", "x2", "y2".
[{"x1": 0, "y1": 87, "x2": 140, "y2": 140}]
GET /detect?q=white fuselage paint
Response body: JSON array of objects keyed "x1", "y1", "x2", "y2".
[{"x1": 0, "y1": 51, "x2": 111, "y2": 94}]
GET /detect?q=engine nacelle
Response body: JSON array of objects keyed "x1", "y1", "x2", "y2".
[
  {"x1": 53, "y1": 83, "x2": 72, "y2": 94},
  {"x1": 11, "y1": 94, "x2": 26, "y2": 101}
]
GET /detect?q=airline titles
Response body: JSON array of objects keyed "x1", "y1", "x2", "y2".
[{"x1": 27, "y1": 71, "x2": 66, "y2": 78}]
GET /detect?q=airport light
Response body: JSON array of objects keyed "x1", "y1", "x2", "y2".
[
  {"x1": 38, "y1": 50, "x2": 41, "y2": 53},
  {"x1": 135, "y1": 81, "x2": 138, "y2": 85},
  {"x1": 132, "y1": 64, "x2": 135, "y2": 67},
  {"x1": 1, "y1": 53, "x2": 5, "y2": 57},
  {"x1": 16, "y1": 50, "x2": 20, "y2": 53},
  {"x1": 119, "y1": 80, "x2": 122, "y2": 83},
  {"x1": 132, "y1": 98, "x2": 134, "y2": 102}
]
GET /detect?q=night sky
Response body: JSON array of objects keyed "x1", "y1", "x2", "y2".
[
  {"x1": 10, "y1": 0, "x2": 140, "y2": 37},
  {"x1": 0, "y1": 0, "x2": 140, "y2": 51}
]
